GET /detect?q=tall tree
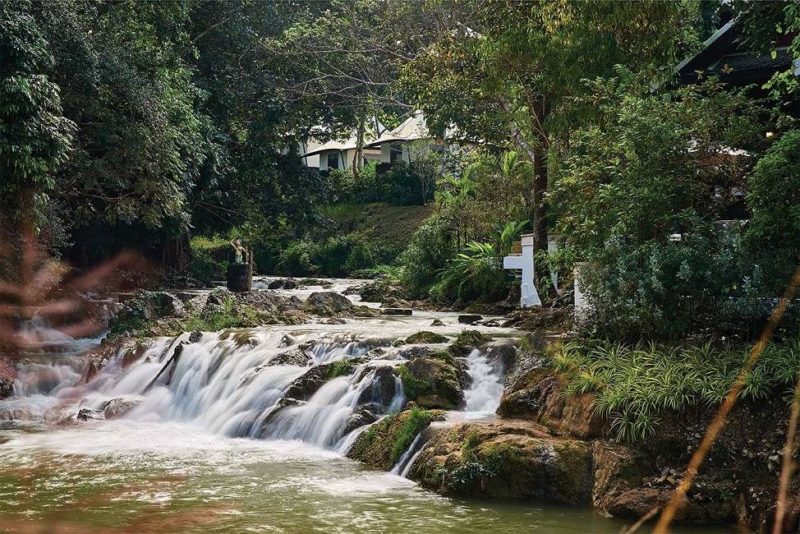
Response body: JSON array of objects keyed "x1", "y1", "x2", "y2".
[
  {"x1": 0, "y1": 0, "x2": 73, "y2": 239},
  {"x1": 403, "y1": 0, "x2": 701, "y2": 263}
]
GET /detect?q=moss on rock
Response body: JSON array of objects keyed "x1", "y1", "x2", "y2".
[
  {"x1": 407, "y1": 421, "x2": 593, "y2": 505},
  {"x1": 449, "y1": 330, "x2": 492, "y2": 356},
  {"x1": 347, "y1": 408, "x2": 444, "y2": 470},
  {"x1": 405, "y1": 331, "x2": 448, "y2": 344},
  {"x1": 398, "y1": 356, "x2": 464, "y2": 409}
]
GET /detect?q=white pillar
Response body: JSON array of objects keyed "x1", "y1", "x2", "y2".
[
  {"x1": 548, "y1": 233, "x2": 561, "y2": 295},
  {"x1": 574, "y1": 262, "x2": 591, "y2": 325},
  {"x1": 503, "y1": 234, "x2": 541, "y2": 308}
]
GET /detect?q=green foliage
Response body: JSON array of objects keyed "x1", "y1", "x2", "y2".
[
  {"x1": 428, "y1": 216, "x2": 527, "y2": 305},
  {"x1": 745, "y1": 130, "x2": 800, "y2": 294},
  {"x1": 430, "y1": 242, "x2": 508, "y2": 304},
  {"x1": 279, "y1": 241, "x2": 319, "y2": 276},
  {"x1": 552, "y1": 339, "x2": 800, "y2": 442},
  {"x1": 325, "y1": 359, "x2": 357, "y2": 380},
  {"x1": 399, "y1": 215, "x2": 456, "y2": 297},
  {"x1": 183, "y1": 295, "x2": 260, "y2": 333},
  {"x1": 0, "y1": 0, "x2": 74, "y2": 232},
  {"x1": 277, "y1": 235, "x2": 381, "y2": 277},
  {"x1": 328, "y1": 162, "x2": 434, "y2": 206},
  {"x1": 188, "y1": 236, "x2": 228, "y2": 284},
  {"x1": 390, "y1": 407, "x2": 435, "y2": 464},
  {"x1": 551, "y1": 75, "x2": 771, "y2": 339}
]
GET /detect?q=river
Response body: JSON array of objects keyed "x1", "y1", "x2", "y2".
[{"x1": 0, "y1": 277, "x2": 733, "y2": 533}]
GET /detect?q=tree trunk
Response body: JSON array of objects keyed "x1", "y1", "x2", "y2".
[
  {"x1": 162, "y1": 232, "x2": 191, "y2": 274},
  {"x1": 529, "y1": 94, "x2": 549, "y2": 260},
  {"x1": 532, "y1": 141, "x2": 547, "y2": 258},
  {"x1": 507, "y1": 94, "x2": 549, "y2": 282},
  {"x1": 352, "y1": 115, "x2": 366, "y2": 179}
]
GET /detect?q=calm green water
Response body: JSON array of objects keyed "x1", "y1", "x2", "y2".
[{"x1": 0, "y1": 421, "x2": 733, "y2": 533}]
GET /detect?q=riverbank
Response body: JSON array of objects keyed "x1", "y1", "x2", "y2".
[{"x1": 0, "y1": 278, "x2": 795, "y2": 532}]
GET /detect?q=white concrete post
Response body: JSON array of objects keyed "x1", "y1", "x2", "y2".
[
  {"x1": 574, "y1": 262, "x2": 591, "y2": 325},
  {"x1": 503, "y1": 234, "x2": 541, "y2": 308},
  {"x1": 547, "y1": 233, "x2": 561, "y2": 295}
]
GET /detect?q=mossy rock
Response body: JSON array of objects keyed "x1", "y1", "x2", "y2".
[
  {"x1": 449, "y1": 330, "x2": 493, "y2": 356},
  {"x1": 405, "y1": 331, "x2": 448, "y2": 344},
  {"x1": 109, "y1": 291, "x2": 185, "y2": 337},
  {"x1": 398, "y1": 357, "x2": 464, "y2": 410},
  {"x1": 408, "y1": 421, "x2": 593, "y2": 505},
  {"x1": 347, "y1": 408, "x2": 445, "y2": 470}
]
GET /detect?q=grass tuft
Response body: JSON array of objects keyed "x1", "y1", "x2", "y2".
[{"x1": 551, "y1": 338, "x2": 800, "y2": 442}]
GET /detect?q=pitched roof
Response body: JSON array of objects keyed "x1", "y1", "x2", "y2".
[
  {"x1": 364, "y1": 110, "x2": 430, "y2": 147},
  {"x1": 301, "y1": 118, "x2": 386, "y2": 157},
  {"x1": 676, "y1": 19, "x2": 796, "y2": 86}
]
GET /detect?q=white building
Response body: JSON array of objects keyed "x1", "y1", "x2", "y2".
[
  {"x1": 300, "y1": 110, "x2": 455, "y2": 171},
  {"x1": 300, "y1": 119, "x2": 386, "y2": 172}
]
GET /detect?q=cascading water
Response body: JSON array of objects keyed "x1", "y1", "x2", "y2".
[
  {"x1": 68, "y1": 329, "x2": 408, "y2": 451},
  {"x1": 462, "y1": 347, "x2": 506, "y2": 414},
  {"x1": 1, "y1": 280, "x2": 509, "y2": 471}
]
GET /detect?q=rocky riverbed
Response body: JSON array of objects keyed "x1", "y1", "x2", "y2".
[{"x1": 0, "y1": 276, "x2": 791, "y2": 532}]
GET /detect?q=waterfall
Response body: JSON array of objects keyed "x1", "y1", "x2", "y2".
[
  {"x1": 462, "y1": 348, "x2": 505, "y2": 414},
  {"x1": 1, "y1": 290, "x2": 512, "y2": 476},
  {"x1": 390, "y1": 347, "x2": 507, "y2": 478},
  {"x1": 3, "y1": 327, "x2": 414, "y2": 452},
  {"x1": 391, "y1": 433, "x2": 424, "y2": 475}
]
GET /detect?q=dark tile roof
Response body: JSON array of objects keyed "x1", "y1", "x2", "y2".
[{"x1": 707, "y1": 48, "x2": 793, "y2": 75}]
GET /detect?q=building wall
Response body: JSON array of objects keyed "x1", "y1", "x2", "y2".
[{"x1": 379, "y1": 142, "x2": 412, "y2": 164}]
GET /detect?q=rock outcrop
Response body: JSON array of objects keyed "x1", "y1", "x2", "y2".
[
  {"x1": 399, "y1": 353, "x2": 466, "y2": 410},
  {"x1": 347, "y1": 408, "x2": 445, "y2": 470},
  {"x1": 497, "y1": 362, "x2": 606, "y2": 439},
  {"x1": 407, "y1": 420, "x2": 593, "y2": 505},
  {"x1": 405, "y1": 331, "x2": 448, "y2": 344},
  {"x1": 304, "y1": 292, "x2": 354, "y2": 316}
]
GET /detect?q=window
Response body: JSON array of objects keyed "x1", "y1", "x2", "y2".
[
  {"x1": 327, "y1": 152, "x2": 339, "y2": 170},
  {"x1": 390, "y1": 144, "x2": 403, "y2": 164}
]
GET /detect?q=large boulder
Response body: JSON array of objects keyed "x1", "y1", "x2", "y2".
[
  {"x1": 408, "y1": 420, "x2": 593, "y2": 505},
  {"x1": 102, "y1": 396, "x2": 142, "y2": 419},
  {"x1": 108, "y1": 291, "x2": 185, "y2": 336},
  {"x1": 405, "y1": 331, "x2": 448, "y2": 344},
  {"x1": 342, "y1": 408, "x2": 379, "y2": 436},
  {"x1": 269, "y1": 342, "x2": 316, "y2": 366},
  {"x1": 449, "y1": 330, "x2": 492, "y2": 356},
  {"x1": 357, "y1": 366, "x2": 398, "y2": 407},
  {"x1": 304, "y1": 292, "x2": 354, "y2": 316},
  {"x1": 399, "y1": 354, "x2": 466, "y2": 410},
  {"x1": 283, "y1": 358, "x2": 365, "y2": 400},
  {"x1": 497, "y1": 367, "x2": 606, "y2": 439}
]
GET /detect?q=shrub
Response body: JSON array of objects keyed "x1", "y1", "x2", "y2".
[
  {"x1": 430, "y1": 241, "x2": 509, "y2": 305},
  {"x1": 189, "y1": 235, "x2": 228, "y2": 283},
  {"x1": 551, "y1": 76, "x2": 769, "y2": 339},
  {"x1": 399, "y1": 215, "x2": 455, "y2": 297},
  {"x1": 745, "y1": 130, "x2": 800, "y2": 294},
  {"x1": 278, "y1": 240, "x2": 318, "y2": 276}
]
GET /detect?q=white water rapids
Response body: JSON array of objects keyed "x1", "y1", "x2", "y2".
[
  {"x1": 2, "y1": 278, "x2": 512, "y2": 469},
  {"x1": 0, "y1": 279, "x2": 734, "y2": 533}
]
